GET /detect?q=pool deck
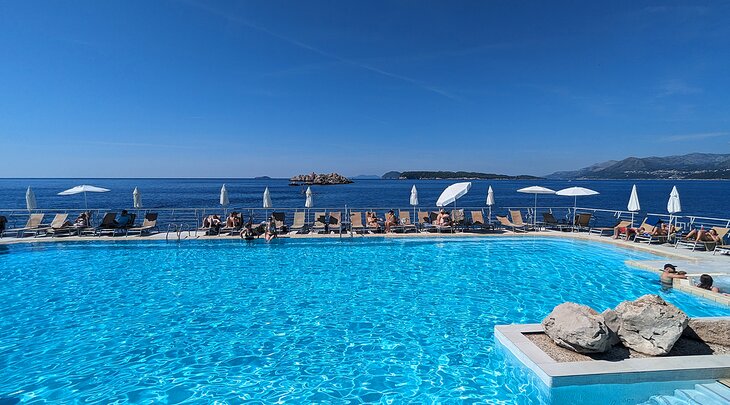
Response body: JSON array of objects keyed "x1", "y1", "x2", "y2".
[{"x1": 2, "y1": 228, "x2": 729, "y2": 305}]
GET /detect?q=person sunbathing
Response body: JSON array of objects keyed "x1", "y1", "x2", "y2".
[
  {"x1": 697, "y1": 274, "x2": 721, "y2": 293},
  {"x1": 225, "y1": 212, "x2": 241, "y2": 228},
  {"x1": 436, "y1": 209, "x2": 451, "y2": 227},
  {"x1": 114, "y1": 210, "x2": 132, "y2": 228},
  {"x1": 685, "y1": 228, "x2": 721, "y2": 243},
  {"x1": 384, "y1": 210, "x2": 398, "y2": 233},
  {"x1": 72, "y1": 212, "x2": 89, "y2": 228},
  {"x1": 264, "y1": 215, "x2": 277, "y2": 241},
  {"x1": 367, "y1": 212, "x2": 380, "y2": 229}
]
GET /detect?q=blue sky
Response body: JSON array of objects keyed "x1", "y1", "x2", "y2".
[{"x1": 1, "y1": 1, "x2": 729, "y2": 178}]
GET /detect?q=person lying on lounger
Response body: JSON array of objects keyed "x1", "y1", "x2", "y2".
[
  {"x1": 697, "y1": 274, "x2": 721, "y2": 293},
  {"x1": 226, "y1": 212, "x2": 241, "y2": 228},
  {"x1": 114, "y1": 210, "x2": 132, "y2": 228},
  {"x1": 367, "y1": 213, "x2": 380, "y2": 228},
  {"x1": 436, "y1": 209, "x2": 451, "y2": 227},
  {"x1": 73, "y1": 212, "x2": 89, "y2": 228},
  {"x1": 384, "y1": 210, "x2": 398, "y2": 233},
  {"x1": 684, "y1": 228, "x2": 721, "y2": 243}
]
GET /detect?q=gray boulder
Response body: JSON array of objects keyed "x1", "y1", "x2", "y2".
[
  {"x1": 542, "y1": 303, "x2": 611, "y2": 353},
  {"x1": 683, "y1": 318, "x2": 730, "y2": 346},
  {"x1": 601, "y1": 308, "x2": 621, "y2": 346},
  {"x1": 614, "y1": 295, "x2": 689, "y2": 355}
]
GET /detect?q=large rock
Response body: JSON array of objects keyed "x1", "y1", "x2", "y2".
[
  {"x1": 614, "y1": 295, "x2": 689, "y2": 355},
  {"x1": 683, "y1": 318, "x2": 730, "y2": 346},
  {"x1": 601, "y1": 308, "x2": 621, "y2": 346},
  {"x1": 542, "y1": 303, "x2": 611, "y2": 353}
]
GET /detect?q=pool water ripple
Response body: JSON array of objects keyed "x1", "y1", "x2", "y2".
[{"x1": 0, "y1": 238, "x2": 728, "y2": 403}]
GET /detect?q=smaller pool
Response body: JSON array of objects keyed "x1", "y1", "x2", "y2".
[{"x1": 689, "y1": 274, "x2": 730, "y2": 293}]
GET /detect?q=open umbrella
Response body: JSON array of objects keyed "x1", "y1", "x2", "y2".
[
  {"x1": 263, "y1": 187, "x2": 272, "y2": 219},
  {"x1": 517, "y1": 186, "x2": 555, "y2": 226},
  {"x1": 486, "y1": 185, "x2": 495, "y2": 222},
  {"x1": 410, "y1": 185, "x2": 419, "y2": 222},
  {"x1": 58, "y1": 185, "x2": 110, "y2": 209},
  {"x1": 436, "y1": 182, "x2": 471, "y2": 207},
  {"x1": 667, "y1": 186, "x2": 681, "y2": 229},
  {"x1": 26, "y1": 186, "x2": 37, "y2": 212},
  {"x1": 627, "y1": 184, "x2": 640, "y2": 226},
  {"x1": 556, "y1": 187, "x2": 599, "y2": 226},
  {"x1": 133, "y1": 187, "x2": 142, "y2": 209}
]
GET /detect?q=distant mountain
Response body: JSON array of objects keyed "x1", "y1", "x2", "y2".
[
  {"x1": 351, "y1": 175, "x2": 381, "y2": 179},
  {"x1": 254, "y1": 176, "x2": 272, "y2": 180},
  {"x1": 381, "y1": 171, "x2": 542, "y2": 180},
  {"x1": 547, "y1": 153, "x2": 730, "y2": 179}
]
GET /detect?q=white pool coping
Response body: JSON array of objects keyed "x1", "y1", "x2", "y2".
[{"x1": 495, "y1": 320, "x2": 730, "y2": 388}]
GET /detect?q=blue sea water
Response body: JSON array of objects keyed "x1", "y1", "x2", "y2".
[
  {"x1": 1, "y1": 178, "x2": 730, "y2": 219},
  {"x1": 0, "y1": 237, "x2": 728, "y2": 403}
]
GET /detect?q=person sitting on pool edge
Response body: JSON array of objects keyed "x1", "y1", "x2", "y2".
[
  {"x1": 264, "y1": 215, "x2": 277, "y2": 241},
  {"x1": 660, "y1": 263, "x2": 686, "y2": 288},
  {"x1": 114, "y1": 210, "x2": 132, "y2": 228},
  {"x1": 226, "y1": 212, "x2": 241, "y2": 229},
  {"x1": 697, "y1": 274, "x2": 721, "y2": 293}
]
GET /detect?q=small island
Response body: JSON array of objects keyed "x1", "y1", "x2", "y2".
[
  {"x1": 289, "y1": 172, "x2": 354, "y2": 186},
  {"x1": 382, "y1": 171, "x2": 542, "y2": 180}
]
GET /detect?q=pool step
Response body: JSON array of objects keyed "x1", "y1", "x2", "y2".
[{"x1": 641, "y1": 382, "x2": 730, "y2": 405}]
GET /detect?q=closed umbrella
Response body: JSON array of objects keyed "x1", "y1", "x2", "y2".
[
  {"x1": 517, "y1": 186, "x2": 556, "y2": 226},
  {"x1": 410, "y1": 185, "x2": 419, "y2": 222},
  {"x1": 436, "y1": 182, "x2": 471, "y2": 207},
  {"x1": 555, "y1": 187, "x2": 600, "y2": 226},
  {"x1": 263, "y1": 187, "x2": 272, "y2": 219},
  {"x1": 667, "y1": 186, "x2": 681, "y2": 229},
  {"x1": 486, "y1": 185, "x2": 495, "y2": 222},
  {"x1": 627, "y1": 184, "x2": 640, "y2": 226},
  {"x1": 26, "y1": 186, "x2": 37, "y2": 212},
  {"x1": 220, "y1": 184, "x2": 229, "y2": 206},
  {"x1": 58, "y1": 184, "x2": 110, "y2": 209},
  {"x1": 305, "y1": 186, "x2": 313, "y2": 225},
  {"x1": 133, "y1": 187, "x2": 142, "y2": 209}
]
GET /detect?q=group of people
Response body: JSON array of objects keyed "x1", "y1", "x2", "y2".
[
  {"x1": 201, "y1": 212, "x2": 278, "y2": 241},
  {"x1": 612, "y1": 221, "x2": 676, "y2": 239},
  {"x1": 661, "y1": 263, "x2": 726, "y2": 294}
]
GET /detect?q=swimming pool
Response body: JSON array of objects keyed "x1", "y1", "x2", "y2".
[{"x1": 0, "y1": 238, "x2": 728, "y2": 403}]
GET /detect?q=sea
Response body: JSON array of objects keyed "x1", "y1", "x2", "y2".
[{"x1": 1, "y1": 178, "x2": 729, "y2": 222}]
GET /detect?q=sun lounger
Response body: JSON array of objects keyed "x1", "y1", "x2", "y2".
[
  {"x1": 573, "y1": 213, "x2": 592, "y2": 232},
  {"x1": 366, "y1": 212, "x2": 381, "y2": 233},
  {"x1": 509, "y1": 210, "x2": 532, "y2": 231},
  {"x1": 589, "y1": 220, "x2": 630, "y2": 237},
  {"x1": 126, "y1": 213, "x2": 159, "y2": 236},
  {"x1": 43, "y1": 213, "x2": 81, "y2": 237},
  {"x1": 634, "y1": 222, "x2": 678, "y2": 245},
  {"x1": 2, "y1": 213, "x2": 45, "y2": 237},
  {"x1": 713, "y1": 244, "x2": 730, "y2": 255},
  {"x1": 350, "y1": 211, "x2": 365, "y2": 234},
  {"x1": 417, "y1": 211, "x2": 431, "y2": 232},
  {"x1": 497, "y1": 215, "x2": 527, "y2": 232},
  {"x1": 398, "y1": 210, "x2": 417, "y2": 233},
  {"x1": 272, "y1": 212, "x2": 286, "y2": 232},
  {"x1": 219, "y1": 212, "x2": 243, "y2": 236},
  {"x1": 93, "y1": 212, "x2": 118, "y2": 236},
  {"x1": 328, "y1": 211, "x2": 343, "y2": 233},
  {"x1": 289, "y1": 211, "x2": 306, "y2": 234},
  {"x1": 312, "y1": 212, "x2": 327, "y2": 233},
  {"x1": 676, "y1": 227, "x2": 729, "y2": 251},
  {"x1": 542, "y1": 212, "x2": 569, "y2": 231},
  {"x1": 451, "y1": 209, "x2": 465, "y2": 232},
  {"x1": 469, "y1": 210, "x2": 491, "y2": 231}
]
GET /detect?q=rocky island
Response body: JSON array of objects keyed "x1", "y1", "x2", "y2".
[{"x1": 289, "y1": 172, "x2": 354, "y2": 186}]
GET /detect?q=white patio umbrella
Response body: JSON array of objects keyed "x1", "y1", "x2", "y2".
[
  {"x1": 26, "y1": 186, "x2": 37, "y2": 212},
  {"x1": 556, "y1": 187, "x2": 600, "y2": 226},
  {"x1": 220, "y1": 184, "x2": 229, "y2": 206},
  {"x1": 304, "y1": 186, "x2": 313, "y2": 225},
  {"x1": 627, "y1": 184, "x2": 640, "y2": 226},
  {"x1": 263, "y1": 187, "x2": 272, "y2": 219},
  {"x1": 486, "y1": 185, "x2": 495, "y2": 222},
  {"x1": 517, "y1": 186, "x2": 556, "y2": 226},
  {"x1": 410, "y1": 185, "x2": 419, "y2": 222},
  {"x1": 58, "y1": 184, "x2": 110, "y2": 209},
  {"x1": 667, "y1": 186, "x2": 681, "y2": 229},
  {"x1": 133, "y1": 187, "x2": 142, "y2": 209},
  {"x1": 436, "y1": 182, "x2": 471, "y2": 207}
]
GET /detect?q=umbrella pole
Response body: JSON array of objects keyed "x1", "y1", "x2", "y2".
[
  {"x1": 534, "y1": 194, "x2": 537, "y2": 227},
  {"x1": 84, "y1": 191, "x2": 88, "y2": 210}
]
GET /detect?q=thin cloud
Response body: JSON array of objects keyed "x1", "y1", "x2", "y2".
[
  {"x1": 178, "y1": 0, "x2": 459, "y2": 101},
  {"x1": 88, "y1": 141, "x2": 198, "y2": 150},
  {"x1": 662, "y1": 132, "x2": 727, "y2": 142},
  {"x1": 658, "y1": 79, "x2": 702, "y2": 97}
]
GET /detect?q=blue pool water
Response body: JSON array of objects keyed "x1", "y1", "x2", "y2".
[{"x1": 0, "y1": 238, "x2": 728, "y2": 403}]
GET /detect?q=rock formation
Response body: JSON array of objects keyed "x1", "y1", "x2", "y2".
[
  {"x1": 683, "y1": 318, "x2": 730, "y2": 346},
  {"x1": 289, "y1": 172, "x2": 353, "y2": 185},
  {"x1": 542, "y1": 303, "x2": 612, "y2": 353},
  {"x1": 613, "y1": 295, "x2": 688, "y2": 355}
]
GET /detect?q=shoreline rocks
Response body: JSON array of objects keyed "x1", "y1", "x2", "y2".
[
  {"x1": 289, "y1": 172, "x2": 353, "y2": 186},
  {"x1": 613, "y1": 295, "x2": 688, "y2": 356}
]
